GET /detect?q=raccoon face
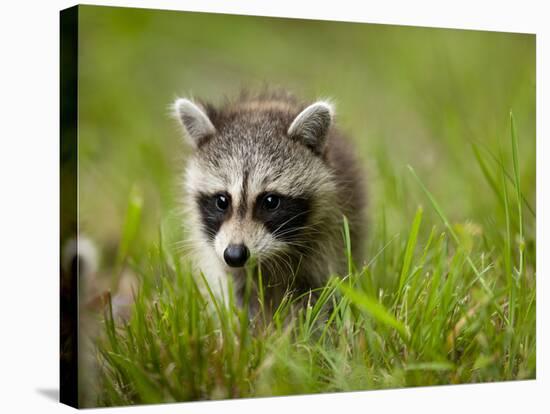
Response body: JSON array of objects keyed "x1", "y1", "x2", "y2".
[
  {"x1": 194, "y1": 189, "x2": 311, "y2": 268},
  {"x1": 174, "y1": 97, "x2": 335, "y2": 269}
]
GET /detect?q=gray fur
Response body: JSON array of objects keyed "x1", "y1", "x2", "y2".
[{"x1": 175, "y1": 91, "x2": 366, "y2": 311}]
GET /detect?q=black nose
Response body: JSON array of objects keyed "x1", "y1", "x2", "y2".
[{"x1": 223, "y1": 244, "x2": 250, "y2": 267}]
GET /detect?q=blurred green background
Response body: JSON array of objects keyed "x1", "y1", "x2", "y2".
[{"x1": 77, "y1": 5, "x2": 535, "y2": 260}]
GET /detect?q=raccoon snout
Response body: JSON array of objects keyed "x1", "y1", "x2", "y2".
[{"x1": 223, "y1": 244, "x2": 250, "y2": 268}]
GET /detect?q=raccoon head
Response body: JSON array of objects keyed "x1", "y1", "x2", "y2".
[{"x1": 174, "y1": 97, "x2": 338, "y2": 271}]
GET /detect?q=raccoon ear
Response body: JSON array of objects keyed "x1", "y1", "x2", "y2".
[
  {"x1": 173, "y1": 98, "x2": 216, "y2": 147},
  {"x1": 287, "y1": 101, "x2": 333, "y2": 154}
]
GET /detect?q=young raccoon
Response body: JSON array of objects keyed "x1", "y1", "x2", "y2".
[{"x1": 174, "y1": 91, "x2": 365, "y2": 310}]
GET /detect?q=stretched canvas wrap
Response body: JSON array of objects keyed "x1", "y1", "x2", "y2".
[{"x1": 60, "y1": 4, "x2": 536, "y2": 408}]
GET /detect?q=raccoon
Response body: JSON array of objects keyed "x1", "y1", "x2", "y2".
[{"x1": 174, "y1": 91, "x2": 365, "y2": 310}]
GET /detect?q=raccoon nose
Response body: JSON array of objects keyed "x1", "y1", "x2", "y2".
[{"x1": 223, "y1": 244, "x2": 250, "y2": 267}]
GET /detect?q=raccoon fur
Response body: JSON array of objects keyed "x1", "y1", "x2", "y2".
[{"x1": 174, "y1": 90, "x2": 365, "y2": 311}]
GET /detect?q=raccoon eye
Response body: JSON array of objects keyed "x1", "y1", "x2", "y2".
[
  {"x1": 263, "y1": 194, "x2": 280, "y2": 211},
  {"x1": 215, "y1": 194, "x2": 230, "y2": 211}
]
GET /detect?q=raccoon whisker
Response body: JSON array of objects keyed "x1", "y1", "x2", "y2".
[
  {"x1": 272, "y1": 225, "x2": 324, "y2": 241},
  {"x1": 262, "y1": 258, "x2": 284, "y2": 287},
  {"x1": 173, "y1": 238, "x2": 203, "y2": 248},
  {"x1": 173, "y1": 247, "x2": 199, "y2": 260},
  {"x1": 276, "y1": 251, "x2": 296, "y2": 276},
  {"x1": 277, "y1": 250, "x2": 300, "y2": 280},
  {"x1": 272, "y1": 227, "x2": 323, "y2": 240},
  {"x1": 173, "y1": 239, "x2": 205, "y2": 255},
  {"x1": 172, "y1": 242, "x2": 197, "y2": 252},
  {"x1": 269, "y1": 260, "x2": 292, "y2": 285},
  {"x1": 271, "y1": 261, "x2": 286, "y2": 285},
  {"x1": 173, "y1": 234, "x2": 206, "y2": 244},
  {"x1": 282, "y1": 241, "x2": 324, "y2": 257},
  {"x1": 263, "y1": 249, "x2": 294, "y2": 283},
  {"x1": 269, "y1": 210, "x2": 312, "y2": 236},
  {"x1": 268, "y1": 252, "x2": 287, "y2": 277},
  {"x1": 275, "y1": 237, "x2": 315, "y2": 250},
  {"x1": 173, "y1": 244, "x2": 194, "y2": 254},
  {"x1": 273, "y1": 217, "x2": 322, "y2": 234}
]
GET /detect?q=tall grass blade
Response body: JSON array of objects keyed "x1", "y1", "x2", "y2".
[
  {"x1": 398, "y1": 206, "x2": 423, "y2": 295},
  {"x1": 510, "y1": 111, "x2": 524, "y2": 281}
]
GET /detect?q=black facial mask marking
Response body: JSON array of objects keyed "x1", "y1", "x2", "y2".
[
  {"x1": 253, "y1": 193, "x2": 311, "y2": 241},
  {"x1": 196, "y1": 192, "x2": 232, "y2": 241}
]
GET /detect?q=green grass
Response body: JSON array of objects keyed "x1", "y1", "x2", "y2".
[{"x1": 94, "y1": 114, "x2": 535, "y2": 406}]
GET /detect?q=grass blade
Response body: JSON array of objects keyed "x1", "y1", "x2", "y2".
[
  {"x1": 510, "y1": 111, "x2": 525, "y2": 281},
  {"x1": 398, "y1": 206, "x2": 423, "y2": 295},
  {"x1": 340, "y1": 284, "x2": 409, "y2": 340},
  {"x1": 112, "y1": 185, "x2": 143, "y2": 291}
]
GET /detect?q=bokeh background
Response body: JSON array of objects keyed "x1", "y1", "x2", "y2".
[{"x1": 77, "y1": 5, "x2": 535, "y2": 267}]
